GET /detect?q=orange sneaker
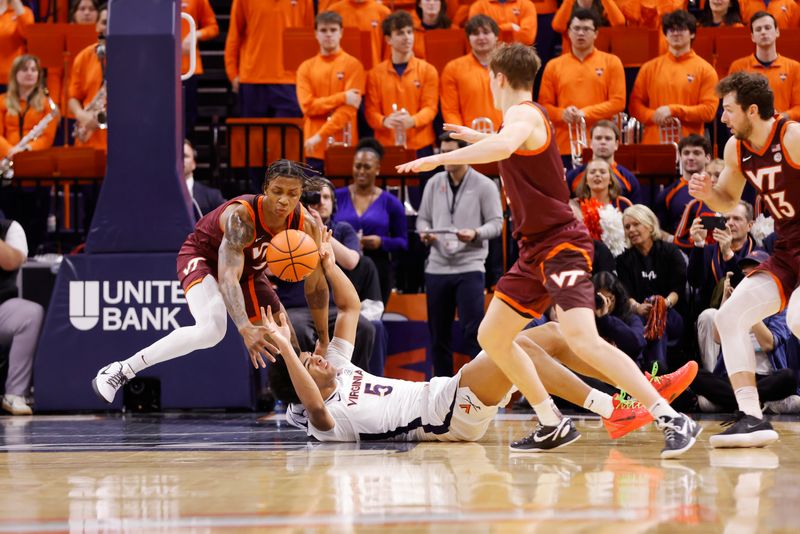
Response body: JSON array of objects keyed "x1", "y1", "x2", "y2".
[
  {"x1": 645, "y1": 361, "x2": 698, "y2": 403},
  {"x1": 603, "y1": 392, "x2": 654, "y2": 439}
]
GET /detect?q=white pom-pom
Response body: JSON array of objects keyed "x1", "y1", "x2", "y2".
[
  {"x1": 598, "y1": 204, "x2": 626, "y2": 256},
  {"x1": 750, "y1": 213, "x2": 775, "y2": 247}
]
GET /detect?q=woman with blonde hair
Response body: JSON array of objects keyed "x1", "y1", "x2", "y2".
[
  {"x1": 571, "y1": 159, "x2": 629, "y2": 255},
  {"x1": 0, "y1": 54, "x2": 59, "y2": 162},
  {"x1": 574, "y1": 158, "x2": 632, "y2": 211}
]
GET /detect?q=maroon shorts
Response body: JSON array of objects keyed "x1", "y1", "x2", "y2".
[
  {"x1": 176, "y1": 245, "x2": 281, "y2": 323},
  {"x1": 494, "y1": 221, "x2": 595, "y2": 319},
  {"x1": 752, "y1": 240, "x2": 800, "y2": 311}
]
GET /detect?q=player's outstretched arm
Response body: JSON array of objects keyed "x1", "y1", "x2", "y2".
[
  {"x1": 302, "y1": 212, "x2": 331, "y2": 351},
  {"x1": 262, "y1": 306, "x2": 335, "y2": 431},
  {"x1": 396, "y1": 105, "x2": 537, "y2": 173},
  {"x1": 688, "y1": 136, "x2": 746, "y2": 213},
  {"x1": 319, "y1": 230, "x2": 360, "y2": 348},
  {"x1": 219, "y1": 204, "x2": 276, "y2": 368}
]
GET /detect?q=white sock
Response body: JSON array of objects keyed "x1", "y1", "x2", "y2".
[
  {"x1": 583, "y1": 389, "x2": 614, "y2": 419},
  {"x1": 734, "y1": 386, "x2": 763, "y2": 419},
  {"x1": 124, "y1": 354, "x2": 147, "y2": 375},
  {"x1": 533, "y1": 398, "x2": 562, "y2": 426},
  {"x1": 648, "y1": 398, "x2": 680, "y2": 420}
]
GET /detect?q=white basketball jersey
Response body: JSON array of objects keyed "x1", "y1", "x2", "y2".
[{"x1": 285, "y1": 338, "x2": 459, "y2": 442}]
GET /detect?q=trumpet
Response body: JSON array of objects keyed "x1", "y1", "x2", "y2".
[
  {"x1": 568, "y1": 116, "x2": 587, "y2": 167},
  {"x1": 659, "y1": 116, "x2": 682, "y2": 147},
  {"x1": 623, "y1": 116, "x2": 643, "y2": 145},
  {"x1": 1, "y1": 92, "x2": 59, "y2": 182},
  {"x1": 326, "y1": 120, "x2": 353, "y2": 148},
  {"x1": 470, "y1": 117, "x2": 495, "y2": 134},
  {"x1": 73, "y1": 81, "x2": 106, "y2": 143}
]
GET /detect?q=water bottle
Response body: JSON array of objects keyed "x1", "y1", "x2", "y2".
[{"x1": 47, "y1": 213, "x2": 56, "y2": 233}]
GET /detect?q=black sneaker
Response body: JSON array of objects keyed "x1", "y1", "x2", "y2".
[
  {"x1": 709, "y1": 411, "x2": 779, "y2": 449},
  {"x1": 509, "y1": 417, "x2": 581, "y2": 453},
  {"x1": 656, "y1": 413, "x2": 702, "y2": 459}
]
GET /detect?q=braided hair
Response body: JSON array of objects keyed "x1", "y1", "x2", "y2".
[{"x1": 262, "y1": 159, "x2": 321, "y2": 193}]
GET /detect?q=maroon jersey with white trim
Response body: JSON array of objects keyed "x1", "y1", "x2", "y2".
[
  {"x1": 183, "y1": 194, "x2": 305, "y2": 278},
  {"x1": 497, "y1": 102, "x2": 575, "y2": 240},
  {"x1": 738, "y1": 117, "x2": 800, "y2": 243}
]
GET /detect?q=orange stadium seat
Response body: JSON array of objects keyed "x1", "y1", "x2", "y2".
[
  {"x1": 595, "y1": 27, "x2": 612, "y2": 53},
  {"x1": 324, "y1": 145, "x2": 356, "y2": 178},
  {"x1": 777, "y1": 28, "x2": 800, "y2": 62},
  {"x1": 423, "y1": 29, "x2": 467, "y2": 73},
  {"x1": 715, "y1": 34, "x2": 755, "y2": 78},
  {"x1": 227, "y1": 118, "x2": 304, "y2": 168},
  {"x1": 692, "y1": 32, "x2": 715, "y2": 66},
  {"x1": 282, "y1": 29, "x2": 320, "y2": 72},
  {"x1": 609, "y1": 27, "x2": 660, "y2": 67}
]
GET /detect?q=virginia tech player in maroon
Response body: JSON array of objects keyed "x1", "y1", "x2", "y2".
[
  {"x1": 92, "y1": 160, "x2": 329, "y2": 405},
  {"x1": 689, "y1": 71, "x2": 800, "y2": 448},
  {"x1": 398, "y1": 43, "x2": 700, "y2": 458}
]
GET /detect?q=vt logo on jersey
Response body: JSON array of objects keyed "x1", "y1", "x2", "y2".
[
  {"x1": 182, "y1": 257, "x2": 204, "y2": 276},
  {"x1": 549, "y1": 270, "x2": 585, "y2": 288},
  {"x1": 251, "y1": 241, "x2": 270, "y2": 270}
]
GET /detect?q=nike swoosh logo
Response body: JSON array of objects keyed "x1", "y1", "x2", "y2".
[
  {"x1": 743, "y1": 155, "x2": 752, "y2": 161},
  {"x1": 533, "y1": 428, "x2": 559, "y2": 442}
]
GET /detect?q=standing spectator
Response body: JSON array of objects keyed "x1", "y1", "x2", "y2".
[
  {"x1": 629, "y1": 10, "x2": 718, "y2": 145},
  {"x1": 539, "y1": 8, "x2": 625, "y2": 169},
  {"x1": 0, "y1": 217, "x2": 43, "y2": 415},
  {"x1": 440, "y1": 15, "x2": 503, "y2": 131},
  {"x1": 334, "y1": 138, "x2": 407, "y2": 304},
  {"x1": 0, "y1": 55, "x2": 59, "y2": 161},
  {"x1": 0, "y1": 0, "x2": 33, "y2": 92},
  {"x1": 413, "y1": 0, "x2": 451, "y2": 58},
  {"x1": 551, "y1": 0, "x2": 626, "y2": 53},
  {"x1": 566, "y1": 120, "x2": 641, "y2": 203},
  {"x1": 69, "y1": 0, "x2": 99, "y2": 24},
  {"x1": 729, "y1": 11, "x2": 800, "y2": 121},
  {"x1": 297, "y1": 11, "x2": 366, "y2": 172},
  {"x1": 181, "y1": 0, "x2": 218, "y2": 136},
  {"x1": 468, "y1": 0, "x2": 538, "y2": 45},
  {"x1": 616, "y1": 205, "x2": 687, "y2": 370},
  {"x1": 67, "y1": 4, "x2": 107, "y2": 153},
  {"x1": 365, "y1": 11, "x2": 438, "y2": 155},
  {"x1": 416, "y1": 132, "x2": 502, "y2": 377},
  {"x1": 699, "y1": 0, "x2": 743, "y2": 27},
  {"x1": 183, "y1": 139, "x2": 225, "y2": 220},
  {"x1": 329, "y1": 0, "x2": 391, "y2": 69},
  {"x1": 617, "y1": 0, "x2": 684, "y2": 29},
  {"x1": 740, "y1": 0, "x2": 798, "y2": 30},
  {"x1": 224, "y1": 0, "x2": 312, "y2": 119}
]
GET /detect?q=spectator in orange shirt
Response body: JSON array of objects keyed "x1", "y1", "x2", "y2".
[
  {"x1": 740, "y1": 0, "x2": 797, "y2": 29},
  {"x1": 365, "y1": 11, "x2": 439, "y2": 155},
  {"x1": 629, "y1": 10, "x2": 719, "y2": 145},
  {"x1": 440, "y1": 15, "x2": 503, "y2": 132},
  {"x1": 224, "y1": 0, "x2": 313, "y2": 119},
  {"x1": 468, "y1": 0, "x2": 538, "y2": 45},
  {"x1": 551, "y1": 0, "x2": 626, "y2": 54},
  {"x1": 67, "y1": 5, "x2": 107, "y2": 152},
  {"x1": 411, "y1": 0, "x2": 451, "y2": 59},
  {"x1": 729, "y1": 11, "x2": 800, "y2": 121},
  {"x1": 329, "y1": 0, "x2": 391, "y2": 70},
  {"x1": 539, "y1": 8, "x2": 626, "y2": 169},
  {"x1": 699, "y1": 0, "x2": 744, "y2": 27},
  {"x1": 618, "y1": 0, "x2": 685, "y2": 29},
  {"x1": 181, "y1": 0, "x2": 219, "y2": 135},
  {"x1": 296, "y1": 11, "x2": 366, "y2": 172},
  {"x1": 0, "y1": 0, "x2": 33, "y2": 92},
  {"x1": 70, "y1": 0, "x2": 99, "y2": 23},
  {"x1": 0, "y1": 55, "x2": 59, "y2": 161}
]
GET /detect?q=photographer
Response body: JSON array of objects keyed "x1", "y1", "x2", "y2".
[
  {"x1": 692, "y1": 251, "x2": 800, "y2": 413},
  {"x1": 594, "y1": 271, "x2": 646, "y2": 365}
]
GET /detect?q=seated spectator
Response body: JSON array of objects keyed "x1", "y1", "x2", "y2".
[
  {"x1": 0, "y1": 216, "x2": 43, "y2": 415},
  {"x1": 70, "y1": 0, "x2": 99, "y2": 23},
  {"x1": 181, "y1": 0, "x2": 218, "y2": 135},
  {"x1": 329, "y1": 0, "x2": 391, "y2": 69},
  {"x1": 728, "y1": 11, "x2": 800, "y2": 121},
  {"x1": 68, "y1": 4, "x2": 107, "y2": 153},
  {"x1": 296, "y1": 11, "x2": 366, "y2": 172},
  {"x1": 440, "y1": 15, "x2": 503, "y2": 132},
  {"x1": 629, "y1": 10, "x2": 718, "y2": 145},
  {"x1": 468, "y1": 0, "x2": 538, "y2": 45},
  {"x1": 686, "y1": 200, "x2": 759, "y2": 310},
  {"x1": 594, "y1": 271, "x2": 646, "y2": 364},
  {"x1": 572, "y1": 158, "x2": 632, "y2": 212},
  {"x1": 0, "y1": 55, "x2": 59, "y2": 162},
  {"x1": 654, "y1": 134, "x2": 712, "y2": 243},
  {"x1": 551, "y1": 0, "x2": 626, "y2": 53},
  {"x1": 365, "y1": 10, "x2": 438, "y2": 155},
  {"x1": 617, "y1": 205, "x2": 686, "y2": 371},
  {"x1": 693, "y1": 250, "x2": 800, "y2": 413},
  {"x1": 0, "y1": 0, "x2": 33, "y2": 93},
  {"x1": 566, "y1": 119, "x2": 641, "y2": 203},
  {"x1": 334, "y1": 138, "x2": 408, "y2": 304},
  {"x1": 539, "y1": 8, "x2": 626, "y2": 170},
  {"x1": 740, "y1": 0, "x2": 798, "y2": 30},
  {"x1": 699, "y1": 0, "x2": 743, "y2": 27},
  {"x1": 183, "y1": 139, "x2": 225, "y2": 220},
  {"x1": 412, "y1": 0, "x2": 451, "y2": 58}
]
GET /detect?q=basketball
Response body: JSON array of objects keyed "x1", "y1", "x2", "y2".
[{"x1": 266, "y1": 229, "x2": 319, "y2": 282}]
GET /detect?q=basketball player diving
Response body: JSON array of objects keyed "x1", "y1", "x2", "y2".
[
  {"x1": 689, "y1": 71, "x2": 800, "y2": 448},
  {"x1": 396, "y1": 43, "x2": 700, "y2": 458},
  {"x1": 92, "y1": 160, "x2": 329, "y2": 403}
]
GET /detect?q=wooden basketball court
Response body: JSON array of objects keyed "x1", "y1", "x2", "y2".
[{"x1": 1, "y1": 412, "x2": 798, "y2": 531}]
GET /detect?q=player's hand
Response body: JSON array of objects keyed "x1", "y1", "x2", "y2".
[
  {"x1": 360, "y1": 234, "x2": 382, "y2": 250},
  {"x1": 239, "y1": 321, "x2": 278, "y2": 368},
  {"x1": 688, "y1": 172, "x2": 713, "y2": 201},
  {"x1": 261, "y1": 306, "x2": 292, "y2": 352},
  {"x1": 344, "y1": 89, "x2": 361, "y2": 108},
  {"x1": 318, "y1": 228, "x2": 336, "y2": 269},
  {"x1": 304, "y1": 134, "x2": 322, "y2": 154},
  {"x1": 689, "y1": 217, "x2": 707, "y2": 246},
  {"x1": 419, "y1": 232, "x2": 437, "y2": 245},
  {"x1": 456, "y1": 229, "x2": 477, "y2": 242},
  {"x1": 442, "y1": 123, "x2": 485, "y2": 144},
  {"x1": 652, "y1": 105, "x2": 672, "y2": 126},
  {"x1": 396, "y1": 154, "x2": 441, "y2": 174}
]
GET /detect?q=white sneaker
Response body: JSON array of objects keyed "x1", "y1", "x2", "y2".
[
  {"x1": 763, "y1": 394, "x2": 800, "y2": 414},
  {"x1": 2, "y1": 394, "x2": 33, "y2": 415},
  {"x1": 91, "y1": 361, "x2": 135, "y2": 403}
]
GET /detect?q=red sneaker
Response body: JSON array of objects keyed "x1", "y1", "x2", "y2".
[
  {"x1": 603, "y1": 393, "x2": 653, "y2": 439},
  {"x1": 645, "y1": 361, "x2": 699, "y2": 403}
]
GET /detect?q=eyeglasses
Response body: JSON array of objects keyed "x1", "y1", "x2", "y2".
[
  {"x1": 569, "y1": 25, "x2": 596, "y2": 34},
  {"x1": 665, "y1": 27, "x2": 690, "y2": 34}
]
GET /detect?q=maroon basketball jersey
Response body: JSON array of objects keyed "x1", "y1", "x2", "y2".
[
  {"x1": 497, "y1": 102, "x2": 574, "y2": 240},
  {"x1": 183, "y1": 194, "x2": 305, "y2": 278},
  {"x1": 738, "y1": 117, "x2": 800, "y2": 243}
]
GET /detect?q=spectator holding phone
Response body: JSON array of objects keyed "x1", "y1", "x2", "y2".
[{"x1": 687, "y1": 200, "x2": 759, "y2": 310}]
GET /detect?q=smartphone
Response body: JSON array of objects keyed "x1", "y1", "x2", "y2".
[
  {"x1": 730, "y1": 271, "x2": 745, "y2": 288},
  {"x1": 700, "y1": 215, "x2": 727, "y2": 231}
]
